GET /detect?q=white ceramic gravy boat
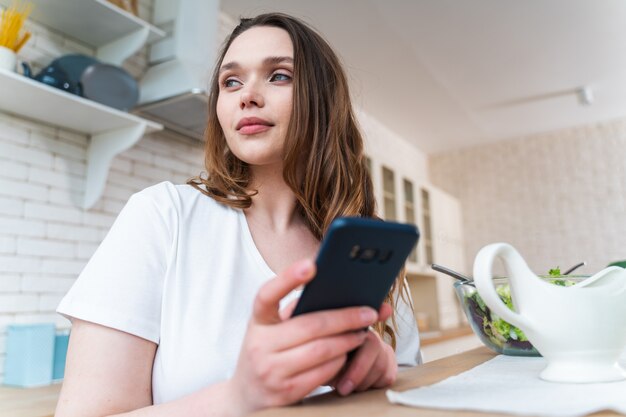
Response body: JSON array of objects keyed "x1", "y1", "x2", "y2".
[{"x1": 473, "y1": 243, "x2": 626, "y2": 383}]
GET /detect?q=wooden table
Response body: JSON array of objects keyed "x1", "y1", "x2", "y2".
[
  {"x1": 252, "y1": 347, "x2": 618, "y2": 417},
  {"x1": 0, "y1": 347, "x2": 618, "y2": 417},
  {"x1": 0, "y1": 383, "x2": 60, "y2": 417}
]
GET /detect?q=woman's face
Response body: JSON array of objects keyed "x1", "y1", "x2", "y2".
[{"x1": 217, "y1": 26, "x2": 294, "y2": 168}]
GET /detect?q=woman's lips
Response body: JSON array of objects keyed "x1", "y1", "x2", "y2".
[
  {"x1": 239, "y1": 124, "x2": 272, "y2": 135},
  {"x1": 236, "y1": 117, "x2": 274, "y2": 135}
]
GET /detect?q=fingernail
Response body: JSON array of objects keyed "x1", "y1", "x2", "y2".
[
  {"x1": 297, "y1": 260, "x2": 313, "y2": 278},
  {"x1": 360, "y1": 307, "x2": 377, "y2": 324},
  {"x1": 338, "y1": 379, "x2": 354, "y2": 396}
]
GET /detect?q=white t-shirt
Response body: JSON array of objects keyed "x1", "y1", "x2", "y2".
[{"x1": 57, "y1": 181, "x2": 422, "y2": 404}]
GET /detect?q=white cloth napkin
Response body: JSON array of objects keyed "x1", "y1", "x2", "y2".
[{"x1": 387, "y1": 350, "x2": 626, "y2": 417}]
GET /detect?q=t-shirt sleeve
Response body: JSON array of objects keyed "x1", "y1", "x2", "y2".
[
  {"x1": 392, "y1": 278, "x2": 423, "y2": 367},
  {"x1": 57, "y1": 183, "x2": 177, "y2": 344}
]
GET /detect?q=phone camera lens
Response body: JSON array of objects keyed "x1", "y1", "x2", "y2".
[
  {"x1": 359, "y1": 248, "x2": 378, "y2": 262},
  {"x1": 378, "y1": 250, "x2": 393, "y2": 263},
  {"x1": 349, "y1": 245, "x2": 361, "y2": 260}
]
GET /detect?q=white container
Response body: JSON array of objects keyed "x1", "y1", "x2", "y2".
[
  {"x1": 0, "y1": 45, "x2": 17, "y2": 72},
  {"x1": 473, "y1": 242, "x2": 626, "y2": 383}
]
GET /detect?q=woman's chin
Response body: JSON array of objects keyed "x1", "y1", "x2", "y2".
[
  {"x1": 236, "y1": 154, "x2": 284, "y2": 169},
  {"x1": 228, "y1": 145, "x2": 281, "y2": 166}
]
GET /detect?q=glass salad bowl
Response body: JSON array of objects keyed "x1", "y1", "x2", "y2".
[{"x1": 454, "y1": 275, "x2": 588, "y2": 356}]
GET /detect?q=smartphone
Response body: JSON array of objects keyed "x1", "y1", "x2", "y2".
[{"x1": 291, "y1": 217, "x2": 419, "y2": 317}]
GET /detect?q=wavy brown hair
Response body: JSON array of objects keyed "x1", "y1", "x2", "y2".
[{"x1": 188, "y1": 12, "x2": 412, "y2": 348}]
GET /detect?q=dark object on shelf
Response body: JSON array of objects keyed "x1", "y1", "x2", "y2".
[
  {"x1": 21, "y1": 54, "x2": 139, "y2": 111},
  {"x1": 51, "y1": 54, "x2": 99, "y2": 85},
  {"x1": 21, "y1": 62, "x2": 82, "y2": 95},
  {"x1": 80, "y1": 63, "x2": 139, "y2": 111}
]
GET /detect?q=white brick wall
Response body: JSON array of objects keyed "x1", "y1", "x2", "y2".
[
  {"x1": 0, "y1": 0, "x2": 209, "y2": 379},
  {"x1": 1, "y1": 117, "x2": 203, "y2": 376},
  {"x1": 430, "y1": 116, "x2": 626, "y2": 276}
]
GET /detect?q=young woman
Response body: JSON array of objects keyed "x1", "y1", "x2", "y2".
[{"x1": 55, "y1": 13, "x2": 421, "y2": 417}]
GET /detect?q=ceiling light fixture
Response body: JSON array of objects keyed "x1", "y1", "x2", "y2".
[{"x1": 577, "y1": 86, "x2": 594, "y2": 106}]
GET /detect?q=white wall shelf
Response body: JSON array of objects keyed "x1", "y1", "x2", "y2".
[
  {"x1": 0, "y1": 0, "x2": 166, "y2": 65},
  {"x1": 0, "y1": 68, "x2": 163, "y2": 209}
]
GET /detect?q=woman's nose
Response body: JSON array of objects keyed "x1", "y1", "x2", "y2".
[{"x1": 240, "y1": 87, "x2": 264, "y2": 109}]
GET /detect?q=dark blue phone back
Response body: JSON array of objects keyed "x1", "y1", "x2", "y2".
[{"x1": 292, "y1": 217, "x2": 419, "y2": 316}]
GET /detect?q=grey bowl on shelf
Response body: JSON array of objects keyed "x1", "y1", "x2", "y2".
[{"x1": 80, "y1": 63, "x2": 139, "y2": 111}]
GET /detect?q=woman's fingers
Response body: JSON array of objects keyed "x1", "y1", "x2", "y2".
[
  {"x1": 277, "y1": 331, "x2": 367, "y2": 378},
  {"x1": 378, "y1": 302, "x2": 392, "y2": 323},
  {"x1": 279, "y1": 298, "x2": 298, "y2": 321},
  {"x1": 336, "y1": 331, "x2": 384, "y2": 396},
  {"x1": 253, "y1": 259, "x2": 316, "y2": 325},
  {"x1": 284, "y1": 355, "x2": 348, "y2": 400},
  {"x1": 271, "y1": 306, "x2": 378, "y2": 351},
  {"x1": 371, "y1": 344, "x2": 397, "y2": 389},
  {"x1": 354, "y1": 348, "x2": 388, "y2": 391}
]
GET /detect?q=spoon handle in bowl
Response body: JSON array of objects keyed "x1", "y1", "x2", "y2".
[
  {"x1": 563, "y1": 261, "x2": 586, "y2": 275},
  {"x1": 432, "y1": 263, "x2": 473, "y2": 283}
]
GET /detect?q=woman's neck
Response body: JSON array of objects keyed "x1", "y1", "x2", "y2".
[{"x1": 245, "y1": 163, "x2": 301, "y2": 233}]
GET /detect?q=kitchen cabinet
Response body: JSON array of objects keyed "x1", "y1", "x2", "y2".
[
  {"x1": 0, "y1": 0, "x2": 165, "y2": 209},
  {"x1": 0, "y1": 0, "x2": 165, "y2": 66},
  {"x1": 406, "y1": 184, "x2": 466, "y2": 333},
  {"x1": 426, "y1": 185, "x2": 466, "y2": 329},
  {"x1": 368, "y1": 158, "x2": 466, "y2": 333}
]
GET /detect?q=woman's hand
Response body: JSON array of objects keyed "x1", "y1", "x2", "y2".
[
  {"x1": 226, "y1": 259, "x2": 382, "y2": 415},
  {"x1": 282, "y1": 299, "x2": 398, "y2": 397},
  {"x1": 332, "y1": 303, "x2": 398, "y2": 396}
]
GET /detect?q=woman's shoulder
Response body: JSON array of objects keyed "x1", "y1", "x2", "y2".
[
  {"x1": 131, "y1": 181, "x2": 234, "y2": 216},
  {"x1": 134, "y1": 180, "x2": 193, "y2": 199}
]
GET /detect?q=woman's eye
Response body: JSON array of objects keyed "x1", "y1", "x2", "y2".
[
  {"x1": 270, "y1": 73, "x2": 291, "y2": 82},
  {"x1": 223, "y1": 78, "x2": 242, "y2": 88}
]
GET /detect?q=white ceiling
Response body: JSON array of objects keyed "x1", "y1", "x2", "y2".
[{"x1": 220, "y1": 0, "x2": 626, "y2": 154}]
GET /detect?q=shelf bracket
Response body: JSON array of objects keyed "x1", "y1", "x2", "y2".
[
  {"x1": 96, "y1": 26, "x2": 150, "y2": 66},
  {"x1": 83, "y1": 123, "x2": 147, "y2": 209}
]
